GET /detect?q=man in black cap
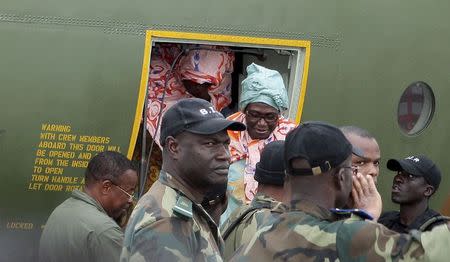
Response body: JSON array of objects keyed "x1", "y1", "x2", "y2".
[
  {"x1": 231, "y1": 121, "x2": 450, "y2": 262},
  {"x1": 221, "y1": 141, "x2": 286, "y2": 259},
  {"x1": 121, "y1": 98, "x2": 245, "y2": 261},
  {"x1": 378, "y1": 155, "x2": 449, "y2": 233}
]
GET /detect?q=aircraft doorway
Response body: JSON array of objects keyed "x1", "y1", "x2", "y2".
[{"x1": 128, "y1": 31, "x2": 311, "y2": 197}]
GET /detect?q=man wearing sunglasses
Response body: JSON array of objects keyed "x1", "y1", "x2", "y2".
[{"x1": 39, "y1": 151, "x2": 138, "y2": 262}]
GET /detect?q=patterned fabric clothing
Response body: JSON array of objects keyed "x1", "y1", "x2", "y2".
[
  {"x1": 146, "y1": 44, "x2": 234, "y2": 148},
  {"x1": 227, "y1": 111, "x2": 296, "y2": 203}
]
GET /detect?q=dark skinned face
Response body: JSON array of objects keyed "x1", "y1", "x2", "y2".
[
  {"x1": 346, "y1": 134, "x2": 381, "y2": 183},
  {"x1": 103, "y1": 169, "x2": 138, "y2": 219},
  {"x1": 391, "y1": 171, "x2": 431, "y2": 205},
  {"x1": 182, "y1": 80, "x2": 211, "y2": 102},
  {"x1": 244, "y1": 102, "x2": 279, "y2": 140},
  {"x1": 175, "y1": 130, "x2": 231, "y2": 189}
]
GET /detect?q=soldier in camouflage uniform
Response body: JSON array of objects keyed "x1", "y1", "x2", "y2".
[
  {"x1": 120, "y1": 98, "x2": 245, "y2": 261},
  {"x1": 221, "y1": 141, "x2": 286, "y2": 259},
  {"x1": 231, "y1": 121, "x2": 450, "y2": 262}
]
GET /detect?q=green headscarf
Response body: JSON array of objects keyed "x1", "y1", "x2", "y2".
[{"x1": 239, "y1": 63, "x2": 289, "y2": 112}]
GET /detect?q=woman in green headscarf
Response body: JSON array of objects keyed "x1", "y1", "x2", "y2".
[{"x1": 222, "y1": 63, "x2": 297, "y2": 222}]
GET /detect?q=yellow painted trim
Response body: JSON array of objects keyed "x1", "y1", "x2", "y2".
[
  {"x1": 127, "y1": 31, "x2": 152, "y2": 158},
  {"x1": 127, "y1": 30, "x2": 312, "y2": 157},
  {"x1": 148, "y1": 30, "x2": 311, "y2": 49},
  {"x1": 295, "y1": 41, "x2": 311, "y2": 124}
]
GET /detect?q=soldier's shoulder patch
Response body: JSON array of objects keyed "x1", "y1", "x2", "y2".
[
  {"x1": 173, "y1": 195, "x2": 193, "y2": 220},
  {"x1": 330, "y1": 208, "x2": 374, "y2": 221}
]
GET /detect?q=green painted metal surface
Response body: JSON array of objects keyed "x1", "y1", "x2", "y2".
[{"x1": 1, "y1": 0, "x2": 449, "y2": 260}]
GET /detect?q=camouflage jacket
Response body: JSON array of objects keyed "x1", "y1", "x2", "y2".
[
  {"x1": 120, "y1": 171, "x2": 223, "y2": 262},
  {"x1": 220, "y1": 193, "x2": 285, "y2": 260},
  {"x1": 230, "y1": 199, "x2": 450, "y2": 262}
]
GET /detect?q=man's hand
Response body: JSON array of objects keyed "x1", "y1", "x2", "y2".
[{"x1": 352, "y1": 173, "x2": 382, "y2": 221}]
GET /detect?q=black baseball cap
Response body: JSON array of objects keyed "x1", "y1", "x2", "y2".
[
  {"x1": 159, "y1": 98, "x2": 246, "y2": 145},
  {"x1": 387, "y1": 155, "x2": 441, "y2": 189},
  {"x1": 255, "y1": 141, "x2": 285, "y2": 186},
  {"x1": 285, "y1": 121, "x2": 353, "y2": 176}
]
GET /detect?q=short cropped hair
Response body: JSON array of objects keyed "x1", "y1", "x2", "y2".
[
  {"x1": 340, "y1": 125, "x2": 375, "y2": 139},
  {"x1": 85, "y1": 151, "x2": 137, "y2": 185}
]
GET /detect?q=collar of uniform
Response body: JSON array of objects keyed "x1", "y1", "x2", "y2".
[
  {"x1": 288, "y1": 199, "x2": 335, "y2": 221},
  {"x1": 408, "y1": 208, "x2": 441, "y2": 229},
  {"x1": 158, "y1": 171, "x2": 219, "y2": 224},
  {"x1": 72, "y1": 189, "x2": 108, "y2": 215},
  {"x1": 252, "y1": 193, "x2": 286, "y2": 213},
  {"x1": 252, "y1": 193, "x2": 276, "y2": 207},
  {"x1": 158, "y1": 170, "x2": 204, "y2": 204},
  {"x1": 158, "y1": 170, "x2": 222, "y2": 246}
]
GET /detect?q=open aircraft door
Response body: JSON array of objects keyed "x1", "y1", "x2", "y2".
[{"x1": 128, "y1": 31, "x2": 311, "y2": 196}]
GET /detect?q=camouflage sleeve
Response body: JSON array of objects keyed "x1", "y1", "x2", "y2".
[
  {"x1": 122, "y1": 217, "x2": 197, "y2": 262},
  {"x1": 220, "y1": 205, "x2": 247, "y2": 235},
  {"x1": 337, "y1": 219, "x2": 450, "y2": 261},
  {"x1": 231, "y1": 216, "x2": 450, "y2": 262},
  {"x1": 419, "y1": 223, "x2": 450, "y2": 261},
  {"x1": 228, "y1": 221, "x2": 287, "y2": 262}
]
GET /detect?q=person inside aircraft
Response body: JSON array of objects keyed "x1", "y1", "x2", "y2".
[
  {"x1": 340, "y1": 125, "x2": 381, "y2": 183},
  {"x1": 221, "y1": 140, "x2": 286, "y2": 260},
  {"x1": 378, "y1": 155, "x2": 450, "y2": 232},
  {"x1": 146, "y1": 43, "x2": 235, "y2": 149},
  {"x1": 139, "y1": 43, "x2": 235, "y2": 193},
  {"x1": 39, "y1": 151, "x2": 138, "y2": 262},
  {"x1": 231, "y1": 121, "x2": 450, "y2": 262},
  {"x1": 223, "y1": 63, "x2": 296, "y2": 221},
  {"x1": 121, "y1": 98, "x2": 245, "y2": 261}
]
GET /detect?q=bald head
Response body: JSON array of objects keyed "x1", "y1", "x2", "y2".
[{"x1": 340, "y1": 126, "x2": 374, "y2": 139}]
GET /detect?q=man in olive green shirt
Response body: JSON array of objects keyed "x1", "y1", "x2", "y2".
[{"x1": 39, "y1": 151, "x2": 138, "y2": 262}]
